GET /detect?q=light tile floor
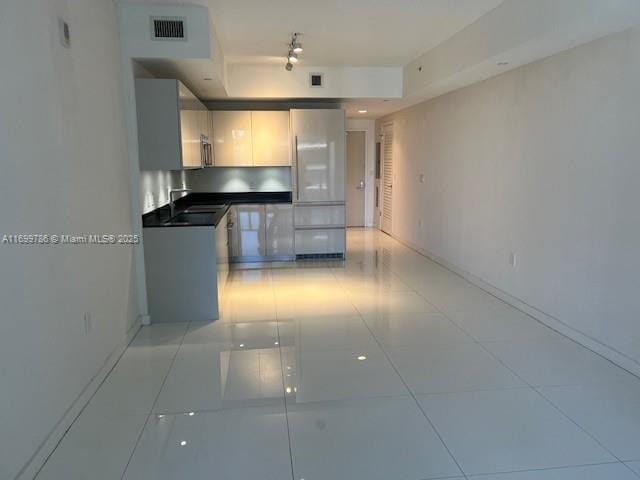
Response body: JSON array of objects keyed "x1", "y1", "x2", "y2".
[{"x1": 37, "y1": 228, "x2": 640, "y2": 480}]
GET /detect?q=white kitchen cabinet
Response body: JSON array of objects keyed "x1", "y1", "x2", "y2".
[
  {"x1": 291, "y1": 109, "x2": 345, "y2": 203},
  {"x1": 210, "y1": 111, "x2": 253, "y2": 166},
  {"x1": 294, "y1": 204, "x2": 345, "y2": 228},
  {"x1": 266, "y1": 204, "x2": 293, "y2": 256},
  {"x1": 294, "y1": 229, "x2": 346, "y2": 256},
  {"x1": 143, "y1": 225, "x2": 220, "y2": 323},
  {"x1": 230, "y1": 204, "x2": 266, "y2": 259},
  {"x1": 228, "y1": 203, "x2": 293, "y2": 261},
  {"x1": 136, "y1": 79, "x2": 207, "y2": 170},
  {"x1": 251, "y1": 111, "x2": 291, "y2": 166}
]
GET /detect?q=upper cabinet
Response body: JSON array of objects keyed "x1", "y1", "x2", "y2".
[
  {"x1": 251, "y1": 111, "x2": 291, "y2": 167},
  {"x1": 135, "y1": 79, "x2": 208, "y2": 170},
  {"x1": 209, "y1": 111, "x2": 253, "y2": 167},
  {"x1": 208, "y1": 110, "x2": 291, "y2": 167}
]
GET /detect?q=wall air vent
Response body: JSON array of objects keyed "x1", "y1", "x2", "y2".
[
  {"x1": 151, "y1": 16, "x2": 187, "y2": 41},
  {"x1": 310, "y1": 73, "x2": 324, "y2": 88}
]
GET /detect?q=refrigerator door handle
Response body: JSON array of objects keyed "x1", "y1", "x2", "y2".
[{"x1": 295, "y1": 135, "x2": 300, "y2": 201}]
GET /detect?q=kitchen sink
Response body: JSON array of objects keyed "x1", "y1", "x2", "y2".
[
  {"x1": 183, "y1": 204, "x2": 226, "y2": 213},
  {"x1": 164, "y1": 212, "x2": 217, "y2": 226}
]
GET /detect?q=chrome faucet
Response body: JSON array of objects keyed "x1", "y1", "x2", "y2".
[{"x1": 168, "y1": 188, "x2": 192, "y2": 217}]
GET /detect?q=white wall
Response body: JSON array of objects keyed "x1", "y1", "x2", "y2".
[
  {"x1": 0, "y1": 1, "x2": 138, "y2": 478},
  {"x1": 227, "y1": 65, "x2": 402, "y2": 99},
  {"x1": 378, "y1": 27, "x2": 640, "y2": 371}
]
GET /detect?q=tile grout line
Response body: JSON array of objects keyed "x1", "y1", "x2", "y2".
[
  {"x1": 339, "y1": 231, "x2": 639, "y2": 478},
  {"x1": 464, "y1": 461, "x2": 629, "y2": 478},
  {"x1": 32, "y1": 324, "x2": 145, "y2": 479},
  {"x1": 119, "y1": 323, "x2": 190, "y2": 480},
  {"x1": 332, "y1": 263, "x2": 469, "y2": 480},
  {"x1": 383, "y1": 229, "x2": 640, "y2": 382},
  {"x1": 272, "y1": 268, "x2": 297, "y2": 480},
  {"x1": 347, "y1": 232, "x2": 640, "y2": 477},
  {"x1": 405, "y1": 278, "x2": 640, "y2": 479}
]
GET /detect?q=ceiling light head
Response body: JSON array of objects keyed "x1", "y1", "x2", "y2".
[
  {"x1": 288, "y1": 51, "x2": 299, "y2": 63},
  {"x1": 358, "y1": 109, "x2": 368, "y2": 114},
  {"x1": 285, "y1": 61, "x2": 293, "y2": 71},
  {"x1": 292, "y1": 42, "x2": 303, "y2": 54}
]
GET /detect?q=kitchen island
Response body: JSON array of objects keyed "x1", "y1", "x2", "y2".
[{"x1": 141, "y1": 191, "x2": 291, "y2": 323}]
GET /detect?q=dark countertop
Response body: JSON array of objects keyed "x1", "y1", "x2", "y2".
[{"x1": 142, "y1": 191, "x2": 292, "y2": 228}]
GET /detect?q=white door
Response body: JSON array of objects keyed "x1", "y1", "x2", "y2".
[
  {"x1": 291, "y1": 109, "x2": 345, "y2": 203},
  {"x1": 381, "y1": 123, "x2": 394, "y2": 234},
  {"x1": 346, "y1": 131, "x2": 366, "y2": 227}
]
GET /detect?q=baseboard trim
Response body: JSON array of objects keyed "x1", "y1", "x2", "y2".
[
  {"x1": 16, "y1": 318, "x2": 142, "y2": 480},
  {"x1": 393, "y1": 234, "x2": 640, "y2": 379}
]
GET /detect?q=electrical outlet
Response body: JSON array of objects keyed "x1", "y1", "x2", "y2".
[
  {"x1": 83, "y1": 312, "x2": 92, "y2": 334},
  {"x1": 418, "y1": 218, "x2": 423, "y2": 228},
  {"x1": 509, "y1": 252, "x2": 517, "y2": 267},
  {"x1": 419, "y1": 174, "x2": 425, "y2": 184}
]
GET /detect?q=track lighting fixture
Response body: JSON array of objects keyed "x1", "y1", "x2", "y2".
[{"x1": 284, "y1": 33, "x2": 303, "y2": 71}]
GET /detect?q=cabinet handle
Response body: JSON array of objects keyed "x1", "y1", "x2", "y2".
[{"x1": 295, "y1": 135, "x2": 300, "y2": 201}]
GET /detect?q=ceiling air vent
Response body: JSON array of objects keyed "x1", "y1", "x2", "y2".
[
  {"x1": 151, "y1": 16, "x2": 187, "y2": 41},
  {"x1": 310, "y1": 73, "x2": 324, "y2": 88}
]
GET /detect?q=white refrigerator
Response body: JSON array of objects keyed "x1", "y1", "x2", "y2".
[{"x1": 291, "y1": 109, "x2": 346, "y2": 258}]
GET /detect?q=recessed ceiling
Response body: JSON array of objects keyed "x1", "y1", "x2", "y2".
[{"x1": 208, "y1": 0, "x2": 505, "y2": 66}]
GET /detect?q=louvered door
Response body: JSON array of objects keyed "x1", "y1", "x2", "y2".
[{"x1": 381, "y1": 123, "x2": 394, "y2": 234}]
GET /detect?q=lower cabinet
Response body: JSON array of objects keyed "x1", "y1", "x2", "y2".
[
  {"x1": 294, "y1": 228, "x2": 346, "y2": 256},
  {"x1": 266, "y1": 204, "x2": 294, "y2": 256},
  {"x1": 228, "y1": 203, "x2": 293, "y2": 262},
  {"x1": 215, "y1": 211, "x2": 230, "y2": 298},
  {"x1": 143, "y1": 226, "x2": 220, "y2": 323},
  {"x1": 293, "y1": 204, "x2": 346, "y2": 258},
  {"x1": 231, "y1": 204, "x2": 266, "y2": 259}
]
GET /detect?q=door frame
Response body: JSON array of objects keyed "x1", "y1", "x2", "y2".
[{"x1": 345, "y1": 123, "x2": 375, "y2": 228}]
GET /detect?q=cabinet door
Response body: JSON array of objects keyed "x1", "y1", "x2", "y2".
[
  {"x1": 210, "y1": 111, "x2": 253, "y2": 166},
  {"x1": 180, "y1": 110, "x2": 202, "y2": 168},
  {"x1": 266, "y1": 204, "x2": 293, "y2": 256},
  {"x1": 251, "y1": 111, "x2": 291, "y2": 166},
  {"x1": 291, "y1": 109, "x2": 345, "y2": 202},
  {"x1": 231, "y1": 204, "x2": 266, "y2": 258},
  {"x1": 294, "y1": 228, "x2": 345, "y2": 256},
  {"x1": 179, "y1": 109, "x2": 193, "y2": 167}
]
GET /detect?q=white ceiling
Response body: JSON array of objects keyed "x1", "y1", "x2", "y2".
[{"x1": 207, "y1": 0, "x2": 504, "y2": 66}]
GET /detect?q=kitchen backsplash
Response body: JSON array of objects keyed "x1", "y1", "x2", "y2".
[
  {"x1": 140, "y1": 169, "x2": 190, "y2": 214},
  {"x1": 187, "y1": 167, "x2": 291, "y2": 193},
  {"x1": 140, "y1": 167, "x2": 291, "y2": 214}
]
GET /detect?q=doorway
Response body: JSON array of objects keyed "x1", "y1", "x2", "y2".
[
  {"x1": 346, "y1": 131, "x2": 366, "y2": 227},
  {"x1": 381, "y1": 123, "x2": 393, "y2": 234}
]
